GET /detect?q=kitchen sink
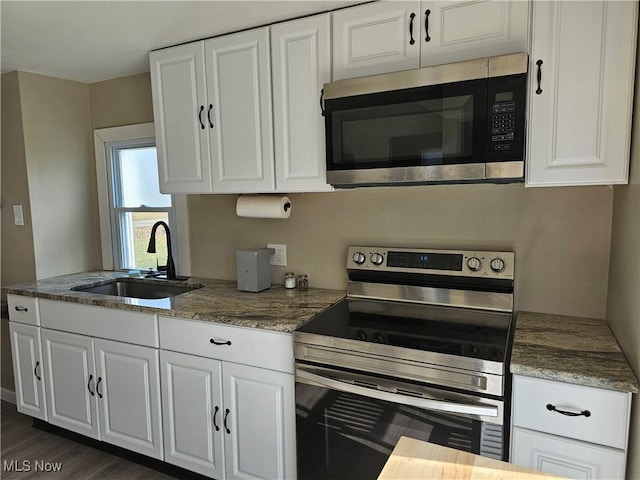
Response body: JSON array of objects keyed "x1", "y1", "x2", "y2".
[{"x1": 72, "y1": 279, "x2": 203, "y2": 300}]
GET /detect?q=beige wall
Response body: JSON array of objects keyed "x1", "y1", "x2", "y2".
[
  {"x1": 89, "y1": 72, "x2": 154, "y2": 129},
  {"x1": 606, "y1": 42, "x2": 640, "y2": 479},
  {"x1": 1, "y1": 71, "x2": 35, "y2": 393},
  {"x1": 1, "y1": 72, "x2": 37, "y2": 287},
  {"x1": 189, "y1": 184, "x2": 613, "y2": 318},
  {"x1": 17, "y1": 72, "x2": 99, "y2": 279}
]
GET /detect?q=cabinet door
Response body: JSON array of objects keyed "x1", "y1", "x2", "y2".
[
  {"x1": 511, "y1": 427, "x2": 626, "y2": 479},
  {"x1": 41, "y1": 329, "x2": 99, "y2": 439},
  {"x1": 526, "y1": 1, "x2": 638, "y2": 186},
  {"x1": 205, "y1": 27, "x2": 275, "y2": 193},
  {"x1": 272, "y1": 14, "x2": 333, "y2": 192},
  {"x1": 223, "y1": 363, "x2": 296, "y2": 480},
  {"x1": 160, "y1": 350, "x2": 224, "y2": 478},
  {"x1": 150, "y1": 42, "x2": 213, "y2": 193},
  {"x1": 421, "y1": 1, "x2": 530, "y2": 67},
  {"x1": 9, "y1": 323, "x2": 47, "y2": 421},
  {"x1": 332, "y1": 1, "x2": 420, "y2": 80},
  {"x1": 94, "y1": 339, "x2": 163, "y2": 459}
]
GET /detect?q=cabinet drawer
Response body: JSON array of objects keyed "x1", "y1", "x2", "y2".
[
  {"x1": 7, "y1": 295, "x2": 40, "y2": 325},
  {"x1": 512, "y1": 376, "x2": 631, "y2": 450},
  {"x1": 39, "y1": 299, "x2": 158, "y2": 347},
  {"x1": 159, "y1": 316, "x2": 294, "y2": 374},
  {"x1": 511, "y1": 427, "x2": 626, "y2": 479}
]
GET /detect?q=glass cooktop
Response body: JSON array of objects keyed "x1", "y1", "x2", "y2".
[{"x1": 298, "y1": 298, "x2": 513, "y2": 363}]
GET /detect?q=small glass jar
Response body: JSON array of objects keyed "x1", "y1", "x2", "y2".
[
  {"x1": 297, "y1": 274, "x2": 309, "y2": 291},
  {"x1": 284, "y1": 272, "x2": 296, "y2": 289}
]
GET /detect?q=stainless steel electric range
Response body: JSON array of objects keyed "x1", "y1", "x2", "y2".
[{"x1": 294, "y1": 246, "x2": 515, "y2": 480}]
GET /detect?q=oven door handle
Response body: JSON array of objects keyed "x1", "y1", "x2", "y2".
[{"x1": 296, "y1": 368, "x2": 498, "y2": 417}]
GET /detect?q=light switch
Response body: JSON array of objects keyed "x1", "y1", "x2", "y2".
[{"x1": 13, "y1": 205, "x2": 24, "y2": 226}]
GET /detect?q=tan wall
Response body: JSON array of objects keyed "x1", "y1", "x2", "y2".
[
  {"x1": 606, "y1": 42, "x2": 640, "y2": 479},
  {"x1": 189, "y1": 183, "x2": 613, "y2": 318},
  {"x1": 1, "y1": 71, "x2": 36, "y2": 393},
  {"x1": 17, "y1": 72, "x2": 100, "y2": 279},
  {"x1": 89, "y1": 72, "x2": 154, "y2": 129},
  {"x1": 1, "y1": 72, "x2": 37, "y2": 287}
]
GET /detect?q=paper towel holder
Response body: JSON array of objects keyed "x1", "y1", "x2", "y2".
[{"x1": 236, "y1": 194, "x2": 292, "y2": 219}]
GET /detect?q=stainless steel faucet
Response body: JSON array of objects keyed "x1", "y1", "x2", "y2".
[{"x1": 147, "y1": 221, "x2": 176, "y2": 280}]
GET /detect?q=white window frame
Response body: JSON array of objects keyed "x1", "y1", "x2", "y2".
[{"x1": 94, "y1": 123, "x2": 191, "y2": 275}]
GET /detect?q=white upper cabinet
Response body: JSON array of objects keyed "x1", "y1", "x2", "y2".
[
  {"x1": 205, "y1": 27, "x2": 275, "y2": 193},
  {"x1": 332, "y1": 2, "x2": 420, "y2": 80},
  {"x1": 150, "y1": 28, "x2": 275, "y2": 194},
  {"x1": 421, "y1": 1, "x2": 530, "y2": 67},
  {"x1": 526, "y1": 1, "x2": 638, "y2": 186},
  {"x1": 150, "y1": 43, "x2": 213, "y2": 193},
  {"x1": 332, "y1": 1, "x2": 530, "y2": 80},
  {"x1": 271, "y1": 14, "x2": 333, "y2": 192}
]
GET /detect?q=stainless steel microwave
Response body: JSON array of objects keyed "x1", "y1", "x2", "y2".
[{"x1": 323, "y1": 53, "x2": 528, "y2": 187}]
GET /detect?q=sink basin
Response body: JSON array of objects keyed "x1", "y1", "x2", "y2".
[{"x1": 72, "y1": 279, "x2": 203, "y2": 300}]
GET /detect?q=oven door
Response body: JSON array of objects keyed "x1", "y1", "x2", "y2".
[{"x1": 295, "y1": 364, "x2": 504, "y2": 480}]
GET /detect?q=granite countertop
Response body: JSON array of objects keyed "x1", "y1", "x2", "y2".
[
  {"x1": 511, "y1": 311, "x2": 638, "y2": 393},
  {"x1": 2, "y1": 271, "x2": 345, "y2": 334}
]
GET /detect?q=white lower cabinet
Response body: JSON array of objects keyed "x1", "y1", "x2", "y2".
[
  {"x1": 161, "y1": 350, "x2": 225, "y2": 478},
  {"x1": 159, "y1": 316, "x2": 297, "y2": 480},
  {"x1": 511, "y1": 427, "x2": 626, "y2": 479},
  {"x1": 9, "y1": 322, "x2": 47, "y2": 421},
  {"x1": 510, "y1": 375, "x2": 632, "y2": 479},
  {"x1": 223, "y1": 362, "x2": 295, "y2": 480},
  {"x1": 41, "y1": 328, "x2": 163, "y2": 459}
]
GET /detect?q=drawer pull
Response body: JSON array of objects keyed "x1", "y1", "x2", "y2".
[
  {"x1": 224, "y1": 408, "x2": 231, "y2": 434},
  {"x1": 546, "y1": 403, "x2": 591, "y2": 417},
  {"x1": 210, "y1": 338, "x2": 232, "y2": 346},
  {"x1": 14, "y1": 306, "x2": 28, "y2": 312},
  {"x1": 409, "y1": 13, "x2": 416, "y2": 45},
  {"x1": 87, "y1": 374, "x2": 95, "y2": 396},
  {"x1": 96, "y1": 376, "x2": 103, "y2": 399},
  {"x1": 213, "y1": 405, "x2": 220, "y2": 431}
]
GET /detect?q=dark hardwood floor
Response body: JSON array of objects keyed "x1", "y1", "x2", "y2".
[{"x1": 1, "y1": 401, "x2": 174, "y2": 479}]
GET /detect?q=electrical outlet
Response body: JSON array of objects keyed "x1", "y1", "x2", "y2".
[{"x1": 267, "y1": 244, "x2": 287, "y2": 266}]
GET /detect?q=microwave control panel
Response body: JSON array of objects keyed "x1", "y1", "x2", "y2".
[
  {"x1": 491, "y1": 98, "x2": 515, "y2": 149},
  {"x1": 491, "y1": 99, "x2": 516, "y2": 150},
  {"x1": 486, "y1": 73, "x2": 526, "y2": 159}
]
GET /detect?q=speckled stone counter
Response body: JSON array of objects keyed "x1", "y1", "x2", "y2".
[
  {"x1": 2, "y1": 271, "x2": 345, "y2": 333},
  {"x1": 511, "y1": 311, "x2": 638, "y2": 393}
]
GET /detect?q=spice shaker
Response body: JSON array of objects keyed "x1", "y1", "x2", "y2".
[
  {"x1": 297, "y1": 274, "x2": 309, "y2": 291},
  {"x1": 284, "y1": 272, "x2": 296, "y2": 289}
]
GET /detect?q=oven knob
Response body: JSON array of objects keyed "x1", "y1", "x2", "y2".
[
  {"x1": 370, "y1": 253, "x2": 384, "y2": 266},
  {"x1": 467, "y1": 256, "x2": 482, "y2": 272},
  {"x1": 373, "y1": 332, "x2": 385, "y2": 343},
  {"x1": 352, "y1": 251, "x2": 366, "y2": 265},
  {"x1": 490, "y1": 258, "x2": 506, "y2": 273}
]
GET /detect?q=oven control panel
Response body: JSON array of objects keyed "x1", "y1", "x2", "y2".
[{"x1": 347, "y1": 246, "x2": 515, "y2": 279}]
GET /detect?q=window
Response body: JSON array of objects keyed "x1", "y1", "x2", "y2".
[
  {"x1": 94, "y1": 123, "x2": 190, "y2": 274},
  {"x1": 108, "y1": 140, "x2": 174, "y2": 270}
]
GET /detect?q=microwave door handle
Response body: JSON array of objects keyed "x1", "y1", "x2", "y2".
[{"x1": 296, "y1": 368, "x2": 498, "y2": 417}]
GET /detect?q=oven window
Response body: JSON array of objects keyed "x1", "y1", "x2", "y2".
[
  {"x1": 296, "y1": 383, "x2": 481, "y2": 480},
  {"x1": 326, "y1": 79, "x2": 487, "y2": 169}
]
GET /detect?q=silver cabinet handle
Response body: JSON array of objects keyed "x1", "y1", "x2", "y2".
[{"x1": 296, "y1": 368, "x2": 498, "y2": 417}]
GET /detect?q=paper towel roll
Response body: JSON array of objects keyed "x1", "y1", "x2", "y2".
[{"x1": 236, "y1": 195, "x2": 291, "y2": 219}]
